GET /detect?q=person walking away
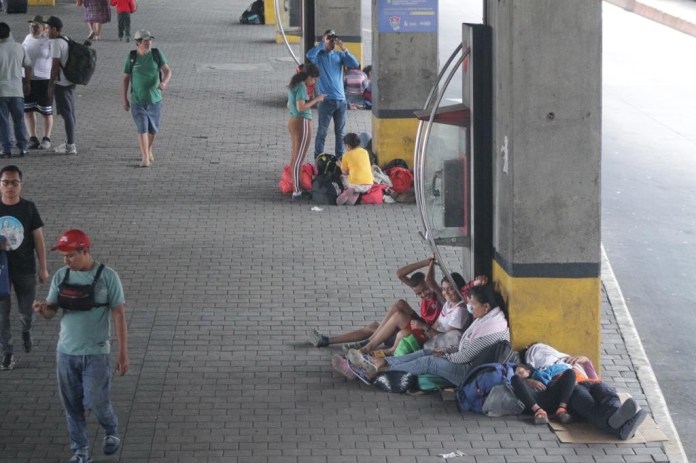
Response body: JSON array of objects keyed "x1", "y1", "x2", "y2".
[
  {"x1": 110, "y1": 0, "x2": 135, "y2": 42},
  {"x1": 46, "y1": 16, "x2": 78, "y2": 156},
  {"x1": 0, "y1": 165, "x2": 49, "y2": 370},
  {"x1": 121, "y1": 30, "x2": 172, "y2": 167},
  {"x1": 306, "y1": 29, "x2": 360, "y2": 158},
  {"x1": 0, "y1": 23, "x2": 31, "y2": 159},
  {"x1": 22, "y1": 16, "x2": 53, "y2": 151},
  {"x1": 78, "y1": 0, "x2": 111, "y2": 41},
  {"x1": 287, "y1": 63, "x2": 323, "y2": 200},
  {"x1": 33, "y1": 229, "x2": 129, "y2": 463}
]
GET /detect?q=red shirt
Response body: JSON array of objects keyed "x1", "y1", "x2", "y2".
[{"x1": 420, "y1": 297, "x2": 442, "y2": 325}]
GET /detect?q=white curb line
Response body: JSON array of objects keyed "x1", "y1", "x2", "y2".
[{"x1": 601, "y1": 245, "x2": 687, "y2": 463}]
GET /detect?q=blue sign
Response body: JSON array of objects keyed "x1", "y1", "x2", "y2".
[{"x1": 378, "y1": 0, "x2": 438, "y2": 33}]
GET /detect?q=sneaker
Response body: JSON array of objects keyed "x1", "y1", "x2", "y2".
[
  {"x1": 21, "y1": 331, "x2": 32, "y2": 353},
  {"x1": 39, "y1": 137, "x2": 51, "y2": 150},
  {"x1": 308, "y1": 328, "x2": 329, "y2": 347},
  {"x1": 55, "y1": 143, "x2": 77, "y2": 155},
  {"x1": 291, "y1": 191, "x2": 312, "y2": 200},
  {"x1": 67, "y1": 454, "x2": 91, "y2": 463},
  {"x1": 28, "y1": 136, "x2": 40, "y2": 149},
  {"x1": 383, "y1": 194, "x2": 396, "y2": 204},
  {"x1": 1, "y1": 353, "x2": 15, "y2": 370},
  {"x1": 19, "y1": 150, "x2": 28, "y2": 158},
  {"x1": 346, "y1": 349, "x2": 377, "y2": 375},
  {"x1": 341, "y1": 340, "x2": 368, "y2": 352},
  {"x1": 608, "y1": 397, "x2": 638, "y2": 428},
  {"x1": 0, "y1": 151, "x2": 10, "y2": 158},
  {"x1": 533, "y1": 409, "x2": 549, "y2": 425},
  {"x1": 331, "y1": 354, "x2": 356, "y2": 380},
  {"x1": 618, "y1": 409, "x2": 649, "y2": 441},
  {"x1": 126, "y1": 35, "x2": 130, "y2": 43},
  {"x1": 103, "y1": 435, "x2": 121, "y2": 455}
]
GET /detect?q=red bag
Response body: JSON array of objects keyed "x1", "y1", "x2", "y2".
[
  {"x1": 386, "y1": 167, "x2": 414, "y2": 193},
  {"x1": 358, "y1": 183, "x2": 387, "y2": 204},
  {"x1": 279, "y1": 163, "x2": 316, "y2": 194}
]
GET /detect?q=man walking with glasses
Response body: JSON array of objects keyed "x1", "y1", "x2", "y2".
[{"x1": 0, "y1": 165, "x2": 49, "y2": 370}]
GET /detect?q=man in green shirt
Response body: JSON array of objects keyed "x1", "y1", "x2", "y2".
[{"x1": 121, "y1": 29, "x2": 172, "y2": 167}]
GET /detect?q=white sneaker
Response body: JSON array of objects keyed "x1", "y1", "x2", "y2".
[
  {"x1": 55, "y1": 143, "x2": 77, "y2": 155},
  {"x1": 39, "y1": 137, "x2": 51, "y2": 150}
]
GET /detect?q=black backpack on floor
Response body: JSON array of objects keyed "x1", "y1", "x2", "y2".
[
  {"x1": 312, "y1": 153, "x2": 343, "y2": 205},
  {"x1": 240, "y1": 0, "x2": 264, "y2": 24}
]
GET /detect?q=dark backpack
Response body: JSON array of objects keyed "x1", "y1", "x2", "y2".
[
  {"x1": 312, "y1": 153, "x2": 344, "y2": 205},
  {"x1": 315, "y1": 153, "x2": 341, "y2": 179},
  {"x1": 311, "y1": 173, "x2": 342, "y2": 205},
  {"x1": 455, "y1": 362, "x2": 517, "y2": 414},
  {"x1": 59, "y1": 37, "x2": 97, "y2": 85},
  {"x1": 128, "y1": 48, "x2": 164, "y2": 82},
  {"x1": 240, "y1": 0, "x2": 264, "y2": 24}
]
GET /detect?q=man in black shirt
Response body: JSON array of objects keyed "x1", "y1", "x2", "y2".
[{"x1": 0, "y1": 165, "x2": 48, "y2": 370}]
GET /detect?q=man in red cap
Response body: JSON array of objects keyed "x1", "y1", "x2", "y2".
[{"x1": 34, "y1": 229, "x2": 128, "y2": 463}]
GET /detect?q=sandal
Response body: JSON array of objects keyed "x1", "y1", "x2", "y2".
[
  {"x1": 554, "y1": 407, "x2": 572, "y2": 424},
  {"x1": 533, "y1": 409, "x2": 549, "y2": 425}
]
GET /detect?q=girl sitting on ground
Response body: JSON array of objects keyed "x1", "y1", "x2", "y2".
[{"x1": 336, "y1": 133, "x2": 374, "y2": 205}]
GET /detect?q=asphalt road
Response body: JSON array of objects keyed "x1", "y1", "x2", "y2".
[{"x1": 602, "y1": 3, "x2": 696, "y2": 459}]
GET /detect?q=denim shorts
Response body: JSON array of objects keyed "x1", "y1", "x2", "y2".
[{"x1": 131, "y1": 100, "x2": 162, "y2": 134}]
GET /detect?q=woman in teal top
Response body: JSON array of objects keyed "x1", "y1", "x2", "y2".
[{"x1": 287, "y1": 64, "x2": 324, "y2": 199}]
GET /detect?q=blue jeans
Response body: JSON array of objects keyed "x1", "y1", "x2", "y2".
[
  {"x1": 0, "y1": 96, "x2": 27, "y2": 153},
  {"x1": 386, "y1": 349, "x2": 472, "y2": 386},
  {"x1": 0, "y1": 273, "x2": 36, "y2": 355},
  {"x1": 57, "y1": 353, "x2": 119, "y2": 455},
  {"x1": 314, "y1": 99, "x2": 347, "y2": 157}
]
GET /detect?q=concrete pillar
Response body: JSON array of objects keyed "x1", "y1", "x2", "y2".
[
  {"x1": 315, "y1": 0, "x2": 363, "y2": 64},
  {"x1": 264, "y1": 0, "x2": 276, "y2": 26},
  {"x1": 487, "y1": 0, "x2": 602, "y2": 364},
  {"x1": 371, "y1": 0, "x2": 437, "y2": 167}
]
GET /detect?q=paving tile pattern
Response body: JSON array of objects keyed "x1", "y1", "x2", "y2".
[{"x1": 0, "y1": 0, "x2": 669, "y2": 461}]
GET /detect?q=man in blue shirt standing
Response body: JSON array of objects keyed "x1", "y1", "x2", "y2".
[{"x1": 306, "y1": 29, "x2": 360, "y2": 159}]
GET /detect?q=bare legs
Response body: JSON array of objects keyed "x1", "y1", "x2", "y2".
[
  {"x1": 87, "y1": 22, "x2": 103, "y2": 40},
  {"x1": 360, "y1": 299, "x2": 415, "y2": 353},
  {"x1": 137, "y1": 132, "x2": 156, "y2": 167},
  {"x1": 327, "y1": 322, "x2": 378, "y2": 345},
  {"x1": 24, "y1": 112, "x2": 53, "y2": 143}
]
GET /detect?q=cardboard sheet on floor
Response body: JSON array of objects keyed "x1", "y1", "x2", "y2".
[{"x1": 550, "y1": 394, "x2": 668, "y2": 444}]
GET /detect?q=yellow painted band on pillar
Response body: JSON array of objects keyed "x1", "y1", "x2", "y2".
[
  {"x1": 492, "y1": 260, "x2": 601, "y2": 368},
  {"x1": 29, "y1": 0, "x2": 54, "y2": 4},
  {"x1": 372, "y1": 116, "x2": 418, "y2": 168},
  {"x1": 264, "y1": 0, "x2": 276, "y2": 25}
]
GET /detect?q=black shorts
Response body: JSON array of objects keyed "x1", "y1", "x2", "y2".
[{"x1": 24, "y1": 80, "x2": 53, "y2": 116}]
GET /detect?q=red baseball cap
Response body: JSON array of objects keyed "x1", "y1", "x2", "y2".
[{"x1": 50, "y1": 229, "x2": 91, "y2": 252}]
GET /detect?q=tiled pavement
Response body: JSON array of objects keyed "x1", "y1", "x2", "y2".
[{"x1": 0, "y1": 0, "x2": 674, "y2": 461}]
